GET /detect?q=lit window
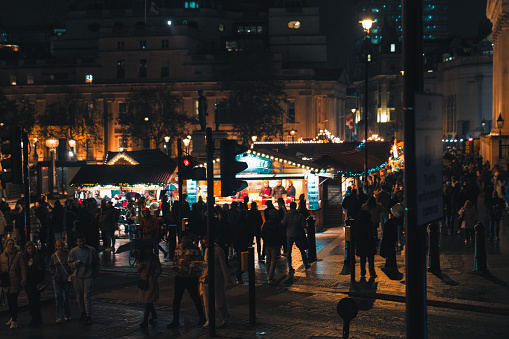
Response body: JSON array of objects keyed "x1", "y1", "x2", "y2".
[
  {"x1": 10, "y1": 75, "x2": 16, "y2": 86},
  {"x1": 27, "y1": 74, "x2": 34, "y2": 85},
  {"x1": 85, "y1": 74, "x2": 93, "y2": 83},
  {"x1": 117, "y1": 41, "x2": 124, "y2": 50},
  {"x1": 390, "y1": 44, "x2": 395, "y2": 52},
  {"x1": 161, "y1": 39, "x2": 169, "y2": 48},
  {"x1": 288, "y1": 21, "x2": 301, "y2": 29},
  {"x1": 219, "y1": 23, "x2": 224, "y2": 31},
  {"x1": 139, "y1": 40, "x2": 146, "y2": 49}
]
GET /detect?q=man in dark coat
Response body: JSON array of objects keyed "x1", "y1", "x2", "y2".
[
  {"x1": 354, "y1": 210, "x2": 377, "y2": 280},
  {"x1": 282, "y1": 202, "x2": 311, "y2": 274},
  {"x1": 247, "y1": 202, "x2": 264, "y2": 261}
]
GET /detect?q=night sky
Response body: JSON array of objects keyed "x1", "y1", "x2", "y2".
[{"x1": 0, "y1": 0, "x2": 490, "y2": 69}]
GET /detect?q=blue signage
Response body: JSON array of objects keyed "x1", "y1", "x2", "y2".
[
  {"x1": 237, "y1": 153, "x2": 272, "y2": 174},
  {"x1": 186, "y1": 180, "x2": 197, "y2": 207},
  {"x1": 308, "y1": 173, "x2": 319, "y2": 210}
]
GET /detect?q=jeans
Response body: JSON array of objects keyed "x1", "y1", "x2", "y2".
[
  {"x1": 74, "y1": 277, "x2": 93, "y2": 316},
  {"x1": 53, "y1": 279, "x2": 71, "y2": 320},
  {"x1": 7, "y1": 293, "x2": 19, "y2": 321},
  {"x1": 143, "y1": 303, "x2": 156, "y2": 321},
  {"x1": 172, "y1": 276, "x2": 204, "y2": 321},
  {"x1": 287, "y1": 236, "x2": 309, "y2": 272},
  {"x1": 265, "y1": 247, "x2": 280, "y2": 281},
  {"x1": 360, "y1": 255, "x2": 376, "y2": 278}
]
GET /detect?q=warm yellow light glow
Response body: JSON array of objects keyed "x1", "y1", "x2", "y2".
[
  {"x1": 361, "y1": 19, "x2": 373, "y2": 31},
  {"x1": 68, "y1": 139, "x2": 76, "y2": 148}
]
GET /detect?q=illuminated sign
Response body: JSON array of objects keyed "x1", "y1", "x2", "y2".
[
  {"x1": 187, "y1": 180, "x2": 197, "y2": 207},
  {"x1": 236, "y1": 153, "x2": 272, "y2": 174},
  {"x1": 308, "y1": 173, "x2": 319, "y2": 210}
]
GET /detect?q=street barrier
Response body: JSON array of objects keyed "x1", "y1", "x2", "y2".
[
  {"x1": 345, "y1": 218, "x2": 356, "y2": 283},
  {"x1": 473, "y1": 222, "x2": 489, "y2": 274},
  {"x1": 344, "y1": 225, "x2": 350, "y2": 266},
  {"x1": 248, "y1": 247, "x2": 256, "y2": 325},
  {"x1": 428, "y1": 222, "x2": 441, "y2": 273}
]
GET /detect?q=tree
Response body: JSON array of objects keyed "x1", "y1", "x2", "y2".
[
  {"x1": 221, "y1": 53, "x2": 287, "y2": 144},
  {"x1": 37, "y1": 87, "x2": 104, "y2": 158},
  {"x1": 123, "y1": 86, "x2": 194, "y2": 149},
  {"x1": 0, "y1": 91, "x2": 37, "y2": 132}
]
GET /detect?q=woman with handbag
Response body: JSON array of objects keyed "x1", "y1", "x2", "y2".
[
  {"x1": 24, "y1": 241, "x2": 45, "y2": 328},
  {"x1": 137, "y1": 245, "x2": 162, "y2": 327},
  {"x1": 49, "y1": 239, "x2": 72, "y2": 323},
  {"x1": 0, "y1": 238, "x2": 27, "y2": 329}
]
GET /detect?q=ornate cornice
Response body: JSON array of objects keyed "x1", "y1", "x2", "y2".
[{"x1": 487, "y1": 0, "x2": 509, "y2": 45}]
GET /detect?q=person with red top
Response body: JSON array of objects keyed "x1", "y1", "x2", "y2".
[
  {"x1": 259, "y1": 181, "x2": 272, "y2": 204},
  {"x1": 136, "y1": 208, "x2": 160, "y2": 253}
]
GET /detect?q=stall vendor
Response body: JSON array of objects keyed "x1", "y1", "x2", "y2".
[{"x1": 259, "y1": 181, "x2": 272, "y2": 203}]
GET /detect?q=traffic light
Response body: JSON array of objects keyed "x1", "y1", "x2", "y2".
[
  {"x1": 220, "y1": 139, "x2": 248, "y2": 197},
  {"x1": 0, "y1": 126, "x2": 23, "y2": 184},
  {"x1": 179, "y1": 156, "x2": 194, "y2": 179},
  {"x1": 179, "y1": 156, "x2": 207, "y2": 180}
]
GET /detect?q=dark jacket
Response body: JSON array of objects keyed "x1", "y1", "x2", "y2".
[
  {"x1": 51, "y1": 204, "x2": 66, "y2": 233},
  {"x1": 379, "y1": 216, "x2": 401, "y2": 258},
  {"x1": 283, "y1": 209, "x2": 306, "y2": 238},
  {"x1": 354, "y1": 210, "x2": 377, "y2": 257},
  {"x1": 261, "y1": 219, "x2": 283, "y2": 248}
]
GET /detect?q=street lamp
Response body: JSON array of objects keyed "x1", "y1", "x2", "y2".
[
  {"x1": 33, "y1": 138, "x2": 38, "y2": 162},
  {"x1": 68, "y1": 139, "x2": 76, "y2": 160},
  {"x1": 164, "y1": 136, "x2": 171, "y2": 155},
  {"x1": 46, "y1": 138, "x2": 59, "y2": 197},
  {"x1": 481, "y1": 118, "x2": 486, "y2": 133},
  {"x1": 251, "y1": 135, "x2": 257, "y2": 149},
  {"x1": 290, "y1": 129, "x2": 296, "y2": 142},
  {"x1": 361, "y1": 18, "x2": 373, "y2": 192},
  {"x1": 183, "y1": 136, "x2": 191, "y2": 154},
  {"x1": 497, "y1": 113, "x2": 504, "y2": 159}
]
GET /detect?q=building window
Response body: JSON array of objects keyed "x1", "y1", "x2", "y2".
[
  {"x1": 390, "y1": 43, "x2": 396, "y2": 52},
  {"x1": 185, "y1": 1, "x2": 199, "y2": 8},
  {"x1": 139, "y1": 59, "x2": 147, "y2": 78},
  {"x1": 118, "y1": 102, "x2": 127, "y2": 125},
  {"x1": 10, "y1": 75, "x2": 16, "y2": 86},
  {"x1": 288, "y1": 21, "x2": 301, "y2": 29},
  {"x1": 117, "y1": 59, "x2": 125, "y2": 78},
  {"x1": 117, "y1": 41, "x2": 124, "y2": 50},
  {"x1": 85, "y1": 74, "x2": 93, "y2": 83},
  {"x1": 287, "y1": 100, "x2": 295, "y2": 123},
  {"x1": 139, "y1": 40, "x2": 146, "y2": 49},
  {"x1": 161, "y1": 58, "x2": 169, "y2": 77},
  {"x1": 219, "y1": 23, "x2": 224, "y2": 31},
  {"x1": 27, "y1": 74, "x2": 34, "y2": 85},
  {"x1": 226, "y1": 40, "x2": 240, "y2": 52},
  {"x1": 161, "y1": 39, "x2": 169, "y2": 49}
]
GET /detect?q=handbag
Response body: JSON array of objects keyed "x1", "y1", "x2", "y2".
[{"x1": 37, "y1": 280, "x2": 50, "y2": 292}]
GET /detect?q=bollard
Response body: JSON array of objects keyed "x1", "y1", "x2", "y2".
[
  {"x1": 248, "y1": 247, "x2": 256, "y2": 325},
  {"x1": 344, "y1": 225, "x2": 350, "y2": 266},
  {"x1": 427, "y1": 222, "x2": 441, "y2": 273},
  {"x1": 336, "y1": 297, "x2": 358, "y2": 339},
  {"x1": 307, "y1": 217, "x2": 317, "y2": 263},
  {"x1": 473, "y1": 222, "x2": 489, "y2": 274},
  {"x1": 345, "y1": 218, "x2": 356, "y2": 284}
]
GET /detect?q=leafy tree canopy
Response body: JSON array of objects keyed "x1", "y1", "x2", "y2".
[{"x1": 123, "y1": 86, "x2": 194, "y2": 149}]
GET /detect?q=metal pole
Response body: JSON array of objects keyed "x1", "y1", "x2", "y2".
[
  {"x1": 307, "y1": 217, "x2": 317, "y2": 263},
  {"x1": 206, "y1": 128, "x2": 216, "y2": 337},
  {"x1": 177, "y1": 138, "x2": 183, "y2": 242},
  {"x1": 499, "y1": 129, "x2": 503, "y2": 159},
  {"x1": 402, "y1": 0, "x2": 427, "y2": 337},
  {"x1": 248, "y1": 246, "x2": 256, "y2": 325},
  {"x1": 364, "y1": 30, "x2": 369, "y2": 191},
  {"x1": 23, "y1": 131, "x2": 31, "y2": 247},
  {"x1": 427, "y1": 222, "x2": 440, "y2": 273}
]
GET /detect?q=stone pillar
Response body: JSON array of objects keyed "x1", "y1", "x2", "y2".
[{"x1": 485, "y1": 0, "x2": 509, "y2": 166}]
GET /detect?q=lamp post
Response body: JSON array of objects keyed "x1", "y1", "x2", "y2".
[
  {"x1": 481, "y1": 118, "x2": 486, "y2": 134},
  {"x1": 46, "y1": 138, "x2": 59, "y2": 197},
  {"x1": 164, "y1": 136, "x2": 171, "y2": 155},
  {"x1": 290, "y1": 129, "x2": 296, "y2": 143},
  {"x1": 497, "y1": 113, "x2": 504, "y2": 159},
  {"x1": 251, "y1": 135, "x2": 257, "y2": 149},
  {"x1": 33, "y1": 138, "x2": 38, "y2": 162},
  {"x1": 361, "y1": 19, "x2": 373, "y2": 192},
  {"x1": 183, "y1": 136, "x2": 191, "y2": 155},
  {"x1": 351, "y1": 108, "x2": 357, "y2": 141},
  {"x1": 68, "y1": 139, "x2": 76, "y2": 160}
]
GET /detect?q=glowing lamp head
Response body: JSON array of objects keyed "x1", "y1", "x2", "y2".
[
  {"x1": 183, "y1": 158, "x2": 190, "y2": 167},
  {"x1": 361, "y1": 19, "x2": 373, "y2": 31}
]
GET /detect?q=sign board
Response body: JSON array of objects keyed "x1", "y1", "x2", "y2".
[
  {"x1": 186, "y1": 179, "x2": 197, "y2": 207},
  {"x1": 415, "y1": 93, "x2": 443, "y2": 225},
  {"x1": 308, "y1": 173, "x2": 319, "y2": 210}
]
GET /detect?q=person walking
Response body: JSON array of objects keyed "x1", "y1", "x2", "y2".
[
  {"x1": 355, "y1": 210, "x2": 377, "y2": 280},
  {"x1": 1, "y1": 238, "x2": 27, "y2": 329},
  {"x1": 137, "y1": 246, "x2": 162, "y2": 327},
  {"x1": 167, "y1": 233, "x2": 206, "y2": 328},
  {"x1": 197, "y1": 237, "x2": 233, "y2": 329},
  {"x1": 49, "y1": 240, "x2": 72, "y2": 323},
  {"x1": 68, "y1": 235, "x2": 100, "y2": 325},
  {"x1": 51, "y1": 200, "x2": 66, "y2": 243},
  {"x1": 379, "y1": 204, "x2": 403, "y2": 270},
  {"x1": 488, "y1": 191, "x2": 505, "y2": 240},
  {"x1": 98, "y1": 200, "x2": 118, "y2": 251},
  {"x1": 247, "y1": 202, "x2": 264, "y2": 261},
  {"x1": 24, "y1": 241, "x2": 45, "y2": 328},
  {"x1": 0, "y1": 208, "x2": 7, "y2": 253},
  {"x1": 261, "y1": 209, "x2": 283, "y2": 284},
  {"x1": 282, "y1": 202, "x2": 311, "y2": 275},
  {"x1": 458, "y1": 200, "x2": 477, "y2": 242}
]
